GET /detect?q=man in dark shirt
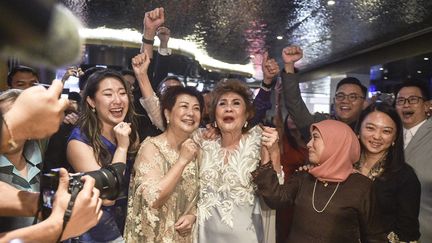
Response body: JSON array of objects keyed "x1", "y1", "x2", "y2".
[{"x1": 280, "y1": 46, "x2": 368, "y2": 141}]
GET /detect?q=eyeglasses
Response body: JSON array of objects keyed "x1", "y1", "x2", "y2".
[
  {"x1": 395, "y1": 96, "x2": 424, "y2": 105},
  {"x1": 334, "y1": 93, "x2": 364, "y2": 102}
]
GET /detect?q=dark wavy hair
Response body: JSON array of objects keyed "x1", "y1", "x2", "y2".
[
  {"x1": 159, "y1": 86, "x2": 204, "y2": 129},
  {"x1": 79, "y1": 69, "x2": 139, "y2": 167},
  {"x1": 355, "y1": 102, "x2": 405, "y2": 179},
  {"x1": 209, "y1": 79, "x2": 255, "y2": 133}
]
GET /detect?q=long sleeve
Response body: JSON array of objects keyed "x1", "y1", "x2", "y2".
[
  {"x1": 358, "y1": 181, "x2": 387, "y2": 243},
  {"x1": 139, "y1": 93, "x2": 165, "y2": 131},
  {"x1": 253, "y1": 164, "x2": 300, "y2": 209},
  {"x1": 280, "y1": 72, "x2": 327, "y2": 141},
  {"x1": 152, "y1": 52, "x2": 172, "y2": 89},
  {"x1": 394, "y1": 166, "x2": 421, "y2": 241},
  {"x1": 250, "y1": 88, "x2": 272, "y2": 126}
]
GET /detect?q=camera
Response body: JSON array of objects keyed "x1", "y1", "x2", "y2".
[{"x1": 40, "y1": 163, "x2": 126, "y2": 219}]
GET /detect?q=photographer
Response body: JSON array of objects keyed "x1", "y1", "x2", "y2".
[
  {"x1": 1, "y1": 80, "x2": 68, "y2": 153},
  {"x1": 0, "y1": 80, "x2": 102, "y2": 242},
  {"x1": 0, "y1": 169, "x2": 102, "y2": 242}
]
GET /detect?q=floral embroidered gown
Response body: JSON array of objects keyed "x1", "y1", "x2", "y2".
[
  {"x1": 194, "y1": 126, "x2": 265, "y2": 243},
  {"x1": 124, "y1": 135, "x2": 199, "y2": 243}
]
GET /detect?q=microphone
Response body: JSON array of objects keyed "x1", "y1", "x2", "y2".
[{"x1": 0, "y1": 1, "x2": 83, "y2": 68}]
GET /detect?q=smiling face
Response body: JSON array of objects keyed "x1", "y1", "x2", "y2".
[
  {"x1": 395, "y1": 86, "x2": 428, "y2": 129},
  {"x1": 164, "y1": 94, "x2": 201, "y2": 134},
  {"x1": 86, "y1": 77, "x2": 129, "y2": 129},
  {"x1": 307, "y1": 128, "x2": 325, "y2": 164},
  {"x1": 215, "y1": 92, "x2": 248, "y2": 134},
  {"x1": 359, "y1": 111, "x2": 396, "y2": 157},
  {"x1": 334, "y1": 83, "x2": 366, "y2": 124}
]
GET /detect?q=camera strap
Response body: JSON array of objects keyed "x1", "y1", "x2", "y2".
[{"x1": 57, "y1": 185, "x2": 80, "y2": 242}]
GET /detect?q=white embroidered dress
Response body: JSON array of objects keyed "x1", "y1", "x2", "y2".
[{"x1": 194, "y1": 126, "x2": 264, "y2": 243}]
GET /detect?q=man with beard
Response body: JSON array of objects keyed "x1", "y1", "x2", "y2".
[
  {"x1": 395, "y1": 81, "x2": 431, "y2": 243},
  {"x1": 279, "y1": 45, "x2": 367, "y2": 141}
]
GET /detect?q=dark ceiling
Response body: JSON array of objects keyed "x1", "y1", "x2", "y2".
[{"x1": 61, "y1": 0, "x2": 432, "y2": 73}]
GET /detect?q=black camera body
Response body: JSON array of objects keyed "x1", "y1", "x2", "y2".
[{"x1": 40, "y1": 163, "x2": 126, "y2": 219}]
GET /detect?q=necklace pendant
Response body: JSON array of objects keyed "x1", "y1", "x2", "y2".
[{"x1": 323, "y1": 181, "x2": 328, "y2": 187}]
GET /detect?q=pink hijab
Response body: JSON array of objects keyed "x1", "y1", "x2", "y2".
[{"x1": 308, "y1": 120, "x2": 360, "y2": 182}]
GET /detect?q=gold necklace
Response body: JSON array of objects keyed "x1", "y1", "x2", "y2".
[{"x1": 312, "y1": 179, "x2": 340, "y2": 213}]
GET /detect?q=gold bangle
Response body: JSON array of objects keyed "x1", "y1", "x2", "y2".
[{"x1": 3, "y1": 118, "x2": 18, "y2": 151}]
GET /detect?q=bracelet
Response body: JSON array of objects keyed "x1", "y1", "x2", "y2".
[
  {"x1": 2, "y1": 118, "x2": 18, "y2": 151},
  {"x1": 142, "y1": 36, "x2": 154, "y2": 45}
]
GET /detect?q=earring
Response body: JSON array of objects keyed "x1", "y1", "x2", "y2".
[
  {"x1": 392, "y1": 141, "x2": 395, "y2": 146},
  {"x1": 244, "y1": 121, "x2": 248, "y2": 128},
  {"x1": 213, "y1": 121, "x2": 218, "y2": 128},
  {"x1": 167, "y1": 119, "x2": 170, "y2": 125},
  {"x1": 91, "y1": 107, "x2": 95, "y2": 113}
]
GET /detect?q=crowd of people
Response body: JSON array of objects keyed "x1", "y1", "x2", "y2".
[{"x1": 0, "y1": 5, "x2": 431, "y2": 243}]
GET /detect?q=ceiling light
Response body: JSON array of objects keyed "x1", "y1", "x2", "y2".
[
  {"x1": 384, "y1": 76, "x2": 388, "y2": 80},
  {"x1": 417, "y1": 70, "x2": 422, "y2": 74},
  {"x1": 327, "y1": 0, "x2": 336, "y2": 5},
  {"x1": 276, "y1": 36, "x2": 283, "y2": 40},
  {"x1": 424, "y1": 57, "x2": 429, "y2": 61},
  {"x1": 379, "y1": 67, "x2": 384, "y2": 71}
]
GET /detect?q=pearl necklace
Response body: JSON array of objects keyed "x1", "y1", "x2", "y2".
[{"x1": 312, "y1": 179, "x2": 340, "y2": 213}]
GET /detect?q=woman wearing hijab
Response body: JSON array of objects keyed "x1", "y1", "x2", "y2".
[{"x1": 253, "y1": 120, "x2": 386, "y2": 243}]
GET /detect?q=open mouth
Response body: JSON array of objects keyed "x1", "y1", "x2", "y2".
[
  {"x1": 339, "y1": 106, "x2": 351, "y2": 111},
  {"x1": 369, "y1": 141, "x2": 383, "y2": 148},
  {"x1": 110, "y1": 108, "x2": 123, "y2": 117},
  {"x1": 181, "y1": 119, "x2": 195, "y2": 126},
  {"x1": 223, "y1": 116, "x2": 235, "y2": 123},
  {"x1": 402, "y1": 111, "x2": 415, "y2": 119}
]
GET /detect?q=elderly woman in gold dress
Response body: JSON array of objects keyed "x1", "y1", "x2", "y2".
[{"x1": 124, "y1": 50, "x2": 204, "y2": 243}]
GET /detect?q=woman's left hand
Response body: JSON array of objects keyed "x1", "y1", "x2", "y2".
[
  {"x1": 113, "y1": 122, "x2": 132, "y2": 149},
  {"x1": 174, "y1": 214, "x2": 196, "y2": 237},
  {"x1": 261, "y1": 126, "x2": 280, "y2": 153}
]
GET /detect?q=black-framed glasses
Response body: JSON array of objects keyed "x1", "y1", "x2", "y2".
[
  {"x1": 395, "y1": 96, "x2": 424, "y2": 105},
  {"x1": 334, "y1": 93, "x2": 364, "y2": 102}
]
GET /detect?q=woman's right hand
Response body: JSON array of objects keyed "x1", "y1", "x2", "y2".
[
  {"x1": 178, "y1": 138, "x2": 198, "y2": 166},
  {"x1": 113, "y1": 122, "x2": 131, "y2": 150}
]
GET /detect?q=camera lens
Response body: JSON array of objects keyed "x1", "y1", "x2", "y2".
[{"x1": 84, "y1": 163, "x2": 125, "y2": 200}]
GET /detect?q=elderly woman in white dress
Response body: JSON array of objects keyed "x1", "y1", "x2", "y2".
[{"x1": 194, "y1": 79, "x2": 282, "y2": 243}]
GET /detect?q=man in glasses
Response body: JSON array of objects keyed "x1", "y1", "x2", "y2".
[
  {"x1": 394, "y1": 81, "x2": 431, "y2": 243},
  {"x1": 279, "y1": 45, "x2": 367, "y2": 141}
]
